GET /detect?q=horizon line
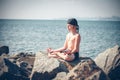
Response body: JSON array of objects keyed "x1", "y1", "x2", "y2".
[
  {"x1": 0, "y1": 16, "x2": 120, "y2": 20},
  {"x1": 0, "y1": 17, "x2": 120, "y2": 21}
]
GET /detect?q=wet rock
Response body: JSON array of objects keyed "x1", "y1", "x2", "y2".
[
  {"x1": 65, "y1": 57, "x2": 107, "y2": 80},
  {"x1": 94, "y1": 45, "x2": 120, "y2": 80},
  {"x1": 9, "y1": 52, "x2": 35, "y2": 72},
  {"x1": 0, "y1": 57, "x2": 30, "y2": 80}
]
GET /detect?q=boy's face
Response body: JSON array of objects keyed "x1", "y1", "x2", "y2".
[{"x1": 67, "y1": 24, "x2": 74, "y2": 31}]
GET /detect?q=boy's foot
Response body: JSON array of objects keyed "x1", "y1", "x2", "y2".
[{"x1": 48, "y1": 52, "x2": 52, "y2": 58}]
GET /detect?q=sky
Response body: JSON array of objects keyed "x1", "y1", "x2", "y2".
[{"x1": 0, "y1": 0, "x2": 120, "y2": 19}]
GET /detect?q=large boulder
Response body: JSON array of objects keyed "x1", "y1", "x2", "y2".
[
  {"x1": 9, "y1": 52, "x2": 35, "y2": 72},
  {"x1": 94, "y1": 45, "x2": 120, "y2": 80},
  {"x1": 0, "y1": 46, "x2": 9, "y2": 56},
  {"x1": 0, "y1": 57, "x2": 30, "y2": 80},
  {"x1": 30, "y1": 51, "x2": 69, "y2": 80},
  {"x1": 65, "y1": 57, "x2": 106, "y2": 80},
  {"x1": 31, "y1": 51, "x2": 107, "y2": 80}
]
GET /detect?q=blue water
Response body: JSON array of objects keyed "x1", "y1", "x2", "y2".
[{"x1": 0, "y1": 19, "x2": 120, "y2": 59}]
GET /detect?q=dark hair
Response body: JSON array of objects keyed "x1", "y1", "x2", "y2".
[{"x1": 67, "y1": 18, "x2": 79, "y2": 32}]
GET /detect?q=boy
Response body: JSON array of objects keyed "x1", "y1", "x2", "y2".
[{"x1": 47, "y1": 18, "x2": 81, "y2": 61}]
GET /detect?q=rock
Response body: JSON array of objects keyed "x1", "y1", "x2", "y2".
[
  {"x1": 31, "y1": 51, "x2": 107, "y2": 80},
  {"x1": 0, "y1": 72, "x2": 29, "y2": 80},
  {"x1": 0, "y1": 57, "x2": 30, "y2": 80},
  {"x1": 30, "y1": 51, "x2": 69, "y2": 80},
  {"x1": 17, "y1": 56, "x2": 35, "y2": 67},
  {"x1": 20, "y1": 61, "x2": 29, "y2": 68},
  {"x1": 0, "y1": 46, "x2": 9, "y2": 56},
  {"x1": 0, "y1": 56, "x2": 8, "y2": 78},
  {"x1": 9, "y1": 52, "x2": 35, "y2": 73},
  {"x1": 2, "y1": 45, "x2": 119, "y2": 80},
  {"x1": 9, "y1": 52, "x2": 35, "y2": 60},
  {"x1": 53, "y1": 72, "x2": 67, "y2": 80},
  {"x1": 59, "y1": 57, "x2": 81, "y2": 71},
  {"x1": 94, "y1": 45, "x2": 120, "y2": 80},
  {"x1": 65, "y1": 57, "x2": 107, "y2": 80},
  {"x1": 18, "y1": 61, "x2": 33, "y2": 74}
]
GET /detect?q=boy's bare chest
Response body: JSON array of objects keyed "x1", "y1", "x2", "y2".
[
  {"x1": 67, "y1": 33, "x2": 76, "y2": 42},
  {"x1": 68, "y1": 36, "x2": 75, "y2": 42}
]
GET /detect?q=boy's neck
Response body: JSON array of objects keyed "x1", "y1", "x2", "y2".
[{"x1": 70, "y1": 31, "x2": 76, "y2": 35}]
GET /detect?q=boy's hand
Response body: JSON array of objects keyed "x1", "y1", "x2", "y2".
[
  {"x1": 50, "y1": 50, "x2": 54, "y2": 53},
  {"x1": 47, "y1": 48, "x2": 54, "y2": 53},
  {"x1": 64, "y1": 50, "x2": 71, "y2": 54}
]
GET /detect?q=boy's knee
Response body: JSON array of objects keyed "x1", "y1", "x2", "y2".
[
  {"x1": 62, "y1": 55, "x2": 67, "y2": 60},
  {"x1": 63, "y1": 55, "x2": 75, "y2": 61},
  {"x1": 64, "y1": 56, "x2": 71, "y2": 61}
]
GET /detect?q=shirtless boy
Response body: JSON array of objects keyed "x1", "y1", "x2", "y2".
[{"x1": 47, "y1": 18, "x2": 81, "y2": 61}]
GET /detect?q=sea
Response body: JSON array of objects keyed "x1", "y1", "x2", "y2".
[{"x1": 0, "y1": 19, "x2": 120, "y2": 59}]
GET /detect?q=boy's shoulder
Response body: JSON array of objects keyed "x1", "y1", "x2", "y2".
[
  {"x1": 75, "y1": 33, "x2": 81, "y2": 39},
  {"x1": 75, "y1": 33, "x2": 80, "y2": 36}
]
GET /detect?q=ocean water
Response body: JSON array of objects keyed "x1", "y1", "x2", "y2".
[{"x1": 0, "y1": 19, "x2": 120, "y2": 59}]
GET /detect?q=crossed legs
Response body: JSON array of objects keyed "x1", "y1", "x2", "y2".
[{"x1": 47, "y1": 48, "x2": 75, "y2": 61}]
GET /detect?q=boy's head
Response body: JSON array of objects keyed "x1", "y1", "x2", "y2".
[
  {"x1": 67, "y1": 18, "x2": 78, "y2": 27},
  {"x1": 67, "y1": 18, "x2": 79, "y2": 32}
]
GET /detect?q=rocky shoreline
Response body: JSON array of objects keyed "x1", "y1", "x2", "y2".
[{"x1": 0, "y1": 45, "x2": 120, "y2": 80}]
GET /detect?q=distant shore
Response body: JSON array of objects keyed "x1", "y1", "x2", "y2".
[{"x1": 1, "y1": 17, "x2": 120, "y2": 21}]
